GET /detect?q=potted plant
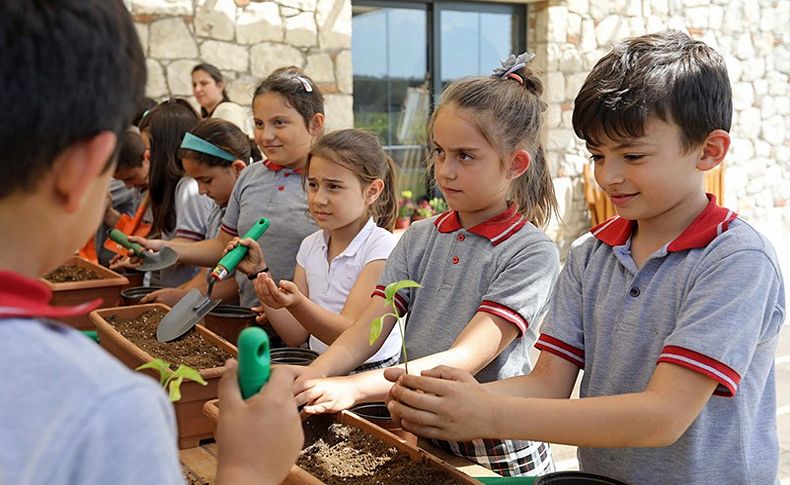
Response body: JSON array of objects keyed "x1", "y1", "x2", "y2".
[
  {"x1": 90, "y1": 303, "x2": 235, "y2": 448},
  {"x1": 411, "y1": 198, "x2": 433, "y2": 222},
  {"x1": 41, "y1": 255, "x2": 129, "y2": 330},
  {"x1": 429, "y1": 196, "x2": 447, "y2": 214},
  {"x1": 396, "y1": 190, "x2": 415, "y2": 229}
]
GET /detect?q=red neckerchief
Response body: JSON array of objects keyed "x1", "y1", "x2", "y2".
[{"x1": 0, "y1": 270, "x2": 102, "y2": 319}]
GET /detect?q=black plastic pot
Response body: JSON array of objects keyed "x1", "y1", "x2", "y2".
[
  {"x1": 269, "y1": 347, "x2": 319, "y2": 366},
  {"x1": 118, "y1": 269, "x2": 144, "y2": 290},
  {"x1": 535, "y1": 471, "x2": 629, "y2": 485},
  {"x1": 349, "y1": 402, "x2": 417, "y2": 445},
  {"x1": 119, "y1": 285, "x2": 162, "y2": 305}
]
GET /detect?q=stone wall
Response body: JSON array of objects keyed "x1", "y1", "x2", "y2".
[
  {"x1": 530, "y1": 0, "x2": 789, "y2": 256},
  {"x1": 125, "y1": 0, "x2": 353, "y2": 132}
]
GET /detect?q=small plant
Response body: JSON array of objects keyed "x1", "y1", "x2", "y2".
[
  {"x1": 398, "y1": 190, "x2": 415, "y2": 219},
  {"x1": 136, "y1": 358, "x2": 207, "y2": 402},
  {"x1": 428, "y1": 197, "x2": 447, "y2": 214},
  {"x1": 369, "y1": 279, "x2": 421, "y2": 374}
]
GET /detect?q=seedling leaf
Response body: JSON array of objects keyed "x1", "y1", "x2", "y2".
[
  {"x1": 168, "y1": 377, "x2": 184, "y2": 402},
  {"x1": 172, "y1": 365, "x2": 207, "y2": 386},
  {"x1": 384, "y1": 280, "x2": 421, "y2": 302},
  {"x1": 136, "y1": 358, "x2": 173, "y2": 385}
]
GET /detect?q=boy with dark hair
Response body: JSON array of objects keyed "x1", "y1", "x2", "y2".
[
  {"x1": 385, "y1": 30, "x2": 784, "y2": 483},
  {"x1": 0, "y1": 2, "x2": 302, "y2": 484}
]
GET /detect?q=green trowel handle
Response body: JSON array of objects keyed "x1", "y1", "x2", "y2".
[
  {"x1": 108, "y1": 229, "x2": 144, "y2": 256},
  {"x1": 214, "y1": 218, "x2": 270, "y2": 276},
  {"x1": 237, "y1": 327, "x2": 271, "y2": 399}
]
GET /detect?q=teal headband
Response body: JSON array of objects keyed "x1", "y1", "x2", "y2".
[{"x1": 180, "y1": 132, "x2": 237, "y2": 162}]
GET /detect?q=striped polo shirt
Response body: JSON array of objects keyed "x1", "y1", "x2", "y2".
[
  {"x1": 221, "y1": 160, "x2": 318, "y2": 308},
  {"x1": 376, "y1": 202, "x2": 559, "y2": 476},
  {"x1": 537, "y1": 195, "x2": 785, "y2": 484}
]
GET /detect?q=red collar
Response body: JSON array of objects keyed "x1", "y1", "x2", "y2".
[
  {"x1": 0, "y1": 271, "x2": 102, "y2": 319},
  {"x1": 263, "y1": 159, "x2": 303, "y2": 175},
  {"x1": 591, "y1": 194, "x2": 738, "y2": 252},
  {"x1": 434, "y1": 201, "x2": 527, "y2": 246}
]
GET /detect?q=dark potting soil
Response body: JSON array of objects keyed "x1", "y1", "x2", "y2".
[
  {"x1": 298, "y1": 423, "x2": 459, "y2": 485},
  {"x1": 106, "y1": 307, "x2": 230, "y2": 369},
  {"x1": 43, "y1": 264, "x2": 99, "y2": 283}
]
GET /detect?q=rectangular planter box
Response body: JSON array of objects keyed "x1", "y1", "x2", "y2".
[
  {"x1": 90, "y1": 304, "x2": 234, "y2": 449},
  {"x1": 202, "y1": 400, "x2": 480, "y2": 484},
  {"x1": 42, "y1": 256, "x2": 128, "y2": 330}
]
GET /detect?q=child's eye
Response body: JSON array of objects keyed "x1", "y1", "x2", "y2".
[
  {"x1": 459, "y1": 152, "x2": 474, "y2": 162},
  {"x1": 273, "y1": 119, "x2": 287, "y2": 127},
  {"x1": 589, "y1": 154, "x2": 604, "y2": 163},
  {"x1": 432, "y1": 147, "x2": 444, "y2": 157},
  {"x1": 328, "y1": 184, "x2": 341, "y2": 190},
  {"x1": 624, "y1": 154, "x2": 644, "y2": 161},
  {"x1": 254, "y1": 120, "x2": 263, "y2": 128},
  {"x1": 307, "y1": 181, "x2": 318, "y2": 189}
]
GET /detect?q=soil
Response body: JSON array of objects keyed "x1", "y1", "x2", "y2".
[
  {"x1": 182, "y1": 466, "x2": 210, "y2": 485},
  {"x1": 298, "y1": 422, "x2": 459, "y2": 485},
  {"x1": 106, "y1": 307, "x2": 231, "y2": 368},
  {"x1": 43, "y1": 264, "x2": 99, "y2": 283}
]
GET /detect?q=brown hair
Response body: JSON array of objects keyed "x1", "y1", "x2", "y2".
[
  {"x1": 179, "y1": 118, "x2": 251, "y2": 167},
  {"x1": 192, "y1": 63, "x2": 230, "y2": 117},
  {"x1": 573, "y1": 30, "x2": 732, "y2": 152},
  {"x1": 252, "y1": 66, "x2": 324, "y2": 129},
  {"x1": 118, "y1": 128, "x2": 146, "y2": 170},
  {"x1": 307, "y1": 129, "x2": 398, "y2": 231},
  {"x1": 428, "y1": 59, "x2": 558, "y2": 228}
]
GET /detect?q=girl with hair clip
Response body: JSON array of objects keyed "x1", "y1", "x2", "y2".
[
  {"x1": 291, "y1": 53, "x2": 561, "y2": 477},
  {"x1": 134, "y1": 67, "x2": 322, "y2": 312},
  {"x1": 226, "y1": 129, "x2": 403, "y2": 372},
  {"x1": 137, "y1": 118, "x2": 251, "y2": 306},
  {"x1": 113, "y1": 98, "x2": 216, "y2": 288}
]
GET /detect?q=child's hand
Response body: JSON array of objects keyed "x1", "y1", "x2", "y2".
[
  {"x1": 386, "y1": 365, "x2": 491, "y2": 442},
  {"x1": 223, "y1": 237, "x2": 266, "y2": 276},
  {"x1": 250, "y1": 305, "x2": 268, "y2": 324},
  {"x1": 140, "y1": 287, "x2": 188, "y2": 306},
  {"x1": 216, "y1": 359, "x2": 303, "y2": 485},
  {"x1": 128, "y1": 235, "x2": 166, "y2": 252},
  {"x1": 294, "y1": 375, "x2": 359, "y2": 414},
  {"x1": 253, "y1": 272, "x2": 302, "y2": 309},
  {"x1": 109, "y1": 253, "x2": 142, "y2": 270}
]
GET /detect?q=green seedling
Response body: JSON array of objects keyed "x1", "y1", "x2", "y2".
[
  {"x1": 369, "y1": 279, "x2": 421, "y2": 374},
  {"x1": 136, "y1": 358, "x2": 207, "y2": 402}
]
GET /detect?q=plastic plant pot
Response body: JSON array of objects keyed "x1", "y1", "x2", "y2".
[
  {"x1": 349, "y1": 402, "x2": 418, "y2": 446},
  {"x1": 270, "y1": 347, "x2": 319, "y2": 366},
  {"x1": 119, "y1": 286, "x2": 163, "y2": 306},
  {"x1": 118, "y1": 269, "x2": 144, "y2": 290},
  {"x1": 202, "y1": 304, "x2": 256, "y2": 344},
  {"x1": 534, "y1": 471, "x2": 629, "y2": 485}
]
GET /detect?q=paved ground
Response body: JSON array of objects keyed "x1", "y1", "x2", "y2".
[{"x1": 546, "y1": 227, "x2": 790, "y2": 481}]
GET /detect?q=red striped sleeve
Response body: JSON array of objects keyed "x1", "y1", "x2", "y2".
[
  {"x1": 657, "y1": 345, "x2": 740, "y2": 397},
  {"x1": 371, "y1": 285, "x2": 408, "y2": 316},
  {"x1": 477, "y1": 300, "x2": 528, "y2": 336},
  {"x1": 175, "y1": 229, "x2": 205, "y2": 241},
  {"x1": 220, "y1": 224, "x2": 238, "y2": 237},
  {"x1": 534, "y1": 334, "x2": 585, "y2": 368}
]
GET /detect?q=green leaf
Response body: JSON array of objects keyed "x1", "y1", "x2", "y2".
[
  {"x1": 168, "y1": 376, "x2": 184, "y2": 402},
  {"x1": 136, "y1": 358, "x2": 173, "y2": 385},
  {"x1": 369, "y1": 315, "x2": 384, "y2": 346},
  {"x1": 172, "y1": 365, "x2": 207, "y2": 386},
  {"x1": 384, "y1": 280, "x2": 422, "y2": 302}
]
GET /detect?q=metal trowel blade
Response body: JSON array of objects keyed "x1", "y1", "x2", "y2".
[
  {"x1": 156, "y1": 288, "x2": 220, "y2": 342},
  {"x1": 137, "y1": 246, "x2": 179, "y2": 272}
]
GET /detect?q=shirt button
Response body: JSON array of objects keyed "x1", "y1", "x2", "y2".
[
  {"x1": 457, "y1": 234, "x2": 465, "y2": 241},
  {"x1": 452, "y1": 256, "x2": 459, "y2": 264},
  {"x1": 629, "y1": 287, "x2": 640, "y2": 297},
  {"x1": 284, "y1": 172, "x2": 290, "y2": 177},
  {"x1": 277, "y1": 185, "x2": 285, "y2": 191}
]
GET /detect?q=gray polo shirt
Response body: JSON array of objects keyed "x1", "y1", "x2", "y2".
[
  {"x1": 221, "y1": 160, "x2": 318, "y2": 307},
  {"x1": 538, "y1": 197, "x2": 785, "y2": 484}
]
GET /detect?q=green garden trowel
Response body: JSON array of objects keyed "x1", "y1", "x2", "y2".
[
  {"x1": 156, "y1": 218, "x2": 270, "y2": 342},
  {"x1": 237, "y1": 327, "x2": 271, "y2": 399},
  {"x1": 108, "y1": 229, "x2": 178, "y2": 272}
]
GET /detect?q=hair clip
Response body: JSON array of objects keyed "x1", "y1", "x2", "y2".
[
  {"x1": 492, "y1": 52, "x2": 536, "y2": 79},
  {"x1": 295, "y1": 75, "x2": 313, "y2": 93}
]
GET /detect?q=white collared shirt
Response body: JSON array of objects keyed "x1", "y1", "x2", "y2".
[{"x1": 297, "y1": 218, "x2": 401, "y2": 362}]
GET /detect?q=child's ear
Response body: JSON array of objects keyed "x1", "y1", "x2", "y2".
[
  {"x1": 509, "y1": 149, "x2": 531, "y2": 179},
  {"x1": 308, "y1": 113, "x2": 325, "y2": 137},
  {"x1": 52, "y1": 131, "x2": 117, "y2": 213},
  {"x1": 231, "y1": 159, "x2": 246, "y2": 175},
  {"x1": 365, "y1": 178, "x2": 385, "y2": 204},
  {"x1": 697, "y1": 129, "x2": 730, "y2": 171}
]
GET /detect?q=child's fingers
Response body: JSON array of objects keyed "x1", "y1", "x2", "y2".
[
  {"x1": 384, "y1": 367, "x2": 406, "y2": 383},
  {"x1": 390, "y1": 381, "x2": 444, "y2": 411},
  {"x1": 222, "y1": 237, "x2": 241, "y2": 256},
  {"x1": 218, "y1": 359, "x2": 242, "y2": 410},
  {"x1": 278, "y1": 280, "x2": 298, "y2": 295},
  {"x1": 420, "y1": 365, "x2": 476, "y2": 383},
  {"x1": 397, "y1": 373, "x2": 454, "y2": 397},
  {"x1": 387, "y1": 398, "x2": 442, "y2": 428}
]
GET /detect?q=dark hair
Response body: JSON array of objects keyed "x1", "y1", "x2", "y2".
[
  {"x1": 118, "y1": 129, "x2": 146, "y2": 170},
  {"x1": 428, "y1": 60, "x2": 558, "y2": 228},
  {"x1": 132, "y1": 98, "x2": 157, "y2": 127},
  {"x1": 180, "y1": 118, "x2": 251, "y2": 167},
  {"x1": 308, "y1": 129, "x2": 398, "y2": 231},
  {"x1": 139, "y1": 98, "x2": 199, "y2": 234},
  {"x1": 253, "y1": 66, "x2": 324, "y2": 128},
  {"x1": 0, "y1": 0, "x2": 145, "y2": 198},
  {"x1": 192, "y1": 63, "x2": 230, "y2": 117},
  {"x1": 573, "y1": 30, "x2": 732, "y2": 152}
]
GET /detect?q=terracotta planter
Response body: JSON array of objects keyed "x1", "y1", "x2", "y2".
[
  {"x1": 200, "y1": 404, "x2": 480, "y2": 485},
  {"x1": 90, "y1": 304, "x2": 235, "y2": 449},
  {"x1": 119, "y1": 286, "x2": 163, "y2": 306},
  {"x1": 395, "y1": 216, "x2": 411, "y2": 229},
  {"x1": 349, "y1": 402, "x2": 417, "y2": 446},
  {"x1": 41, "y1": 256, "x2": 128, "y2": 330}
]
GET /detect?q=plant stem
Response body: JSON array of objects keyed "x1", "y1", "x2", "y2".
[{"x1": 393, "y1": 301, "x2": 409, "y2": 375}]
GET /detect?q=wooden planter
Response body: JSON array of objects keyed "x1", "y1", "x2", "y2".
[
  {"x1": 202, "y1": 401, "x2": 480, "y2": 484},
  {"x1": 90, "y1": 304, "x2": 235, "y2": 449},
  {"x1": 42, "y1": 256, "x2": 128, "y2": 330}
]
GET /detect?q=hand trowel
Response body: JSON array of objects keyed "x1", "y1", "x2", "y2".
[
  {"x1": 237, "y1": 327, "x2": 271, "y2": 399},
  {"x1": 156, "y1": 218, "x2": 271, "y2": 342},
  {"x1": 108, "y1": 229, "x2": 178, "y2": 272}
]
